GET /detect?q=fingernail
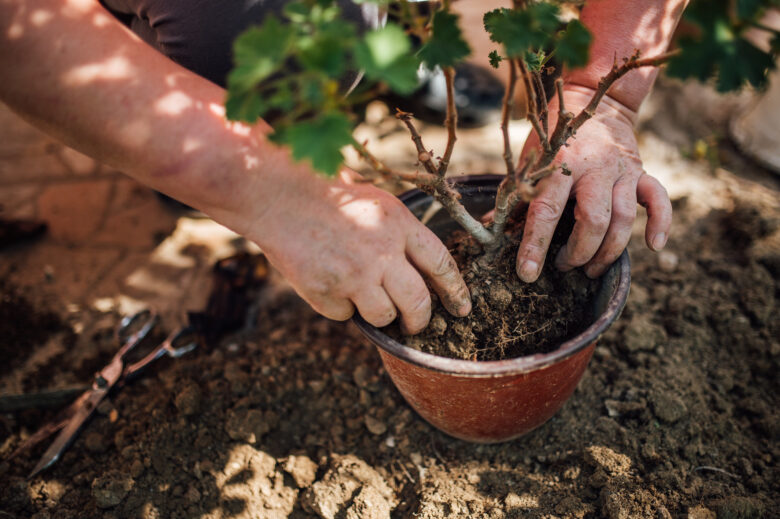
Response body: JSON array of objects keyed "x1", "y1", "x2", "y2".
[
  {"x1": 518, "y1": 259, "x2": 539, "y2": 282},
  {"x1": 457, "y1": 298, "x2": 472, "y2": 317},
  {"x1": 651, "y1": 232, "x2": 667, "y2": 251}
]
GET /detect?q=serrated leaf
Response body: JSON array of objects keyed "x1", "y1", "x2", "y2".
[
  {"x1": 555, "y1": 19, "x2": 591, "y2": 69},
  {"x1": 270, "y1": 112, "x2": 354, "y2": 176},
  {"x1": 230, "y1": 17, "x2": 294, "y2": 91},
  {"x1": 484, "y1": 5, "x2": 559, "y2": 58},
  {"x1": 417, "y1": 11, "x2": 471, "y2": 68},
  {"x1": 488, "y1": 50, "x2": 503, "y2": 69},
  {"x1": 355, "y1": 24, "x2": 420, "y2": 93},
  {"x1": 523, "y1": 50, "x2": 545, "y2": 71},
  {"x1": 225, "y1": 88, "x2": 267, "y2": 122}
]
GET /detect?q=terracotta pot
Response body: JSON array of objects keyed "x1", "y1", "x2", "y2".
[{"x1": 353, "y1": 175, "x2": 631, "y2": 443}]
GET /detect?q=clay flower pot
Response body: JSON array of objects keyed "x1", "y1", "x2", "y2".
[{"x1": 354, "y1": 175, "x2": 631, "y2": 443}]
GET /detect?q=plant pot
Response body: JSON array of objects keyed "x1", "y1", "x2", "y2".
[{"x1": 353, "y1": 175, "x2": 631, "y2": 443}]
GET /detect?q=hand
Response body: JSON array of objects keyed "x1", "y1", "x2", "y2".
[
  {"x1": 516, "y1": 85, "x2": 672, "y2": 282},
  {"x1": 244, "y1": 169, "x2": 472, "y2": 334}
]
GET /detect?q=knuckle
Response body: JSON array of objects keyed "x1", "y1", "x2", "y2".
[
  {"x1": 578, "y1": 205, "x2": 611, "y2": 231},
  {"x1": 408, "y1": 289, "x2": 432, "y2": 316},
  {"x1": 432, "y1": 248, "x2": 458, "y2": 279},
  {"x1": 612, "y1": 201, "x2": 636, "y2": 226},
  {"x1": 529, "y1": 198, "x2": 564, "y2": 224}
]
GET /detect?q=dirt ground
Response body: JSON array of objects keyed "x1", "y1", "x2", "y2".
[{"x1": 0, "y1": 77, "x2": 778, "y2": 518}]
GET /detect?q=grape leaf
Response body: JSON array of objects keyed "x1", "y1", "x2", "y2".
[
  {"x1": 298, "y1": 21, "x2": 354, "y2": 76},
  {"x1": 270, "y1": 112, "x2": 354, "y2": 176},
  {"x1": 225, "y1": 88, "x2": 267, "y2": 123},
  {"x1": 417, "y1": 11, "x2": 471, "y2": 68},
  {"x1": 230, "y1": 17, "x2": 294, "y2": 91},
  {"x1": 555, "y1": 19, "x2": 591, "y2": 69},
  {"x1": 484, "y1": 4, "x2": 559, "y2": 58},
  {"x1": 355, "y1": 24, "x2": 420, "y2": 93}
]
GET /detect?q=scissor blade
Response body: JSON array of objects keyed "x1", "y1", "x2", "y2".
[{"x1": 28, "y1": 387, "x2": 107, "y2": 478}]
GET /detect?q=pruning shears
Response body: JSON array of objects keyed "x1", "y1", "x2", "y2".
[{"x1": 9, "y1": 309, "x2": 199, "y2": 478}]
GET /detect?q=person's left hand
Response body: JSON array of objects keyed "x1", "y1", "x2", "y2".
[{"x1": 516, "y1": 85, "x2": 672, "y2": 282}]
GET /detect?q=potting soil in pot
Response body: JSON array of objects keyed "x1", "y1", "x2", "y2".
[{"x1": 385, "y1": 204, "x2": 601, "y2": 361}]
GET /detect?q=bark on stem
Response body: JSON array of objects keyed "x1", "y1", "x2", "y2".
[
  {"x1": 395, "y1": 110, "x2": 439, "y2": 175},
  {"x1": 491, "y1": 60, "x2": 520, "y2": 244},
  {"x1": 517, "y1": 59, "x2": 550, "y2": 154},
  {"x1": 437, "y1": 66, "x2": 458, "y2": 176}
]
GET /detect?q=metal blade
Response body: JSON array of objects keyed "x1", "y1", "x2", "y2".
[{"x1": 28, "y1": 387, "x2": 107, "y2": 478}]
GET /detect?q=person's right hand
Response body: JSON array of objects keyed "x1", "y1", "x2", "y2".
[{"x1": 242, "y1": 169, "x2": 472, "y2": 334}]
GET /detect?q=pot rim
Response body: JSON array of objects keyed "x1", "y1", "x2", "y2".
[{"x1": 352, "y1": 174, "x2": 631, "y2": 377}]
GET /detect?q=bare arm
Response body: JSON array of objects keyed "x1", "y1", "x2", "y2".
[
  {"x1": 0, "y1": 0, "x2": 472, "y2": 331},
  {"x1": 516, "y1": 0, "x2": 685, "y2": 282}
]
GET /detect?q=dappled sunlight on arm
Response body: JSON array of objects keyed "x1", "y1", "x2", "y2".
[{"x1": 62, "y1": 55, "x2": 136, "y2": 86}]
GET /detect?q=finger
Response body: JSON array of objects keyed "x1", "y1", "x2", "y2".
[
  {"x1": 637, "y1": 173, "x2": 672, "y2": 251},
  {"x1": 406, "y1": 227, "x2": 471, "y2": 317},
  {"x1": 516, "y1": 172, "x2": 573, "y2": 282},
  {"x1": 305, "y1": 295, "x2": 355, "y2": 322},
  {"x1": 555, "y1": 176, "x2": 613, "y2": 272},
  {"x1": 351, "y1": 286, "x2": 398, "y2": 328},
  {"x1": 584, "y1": 178, "x2": 637, "y2": 278},
  {"x1": 383, "y1": 262, "x2": 432, "y2": 335}
]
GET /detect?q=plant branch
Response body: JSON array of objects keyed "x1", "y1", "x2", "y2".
[
  {"x1": 517, "y1": 59, "x2": 551, "y2": 154},
  {"x1": 396, "y1": 109, "x2": 439, "y2": 175},
  {"x1": 437, "y1": 66, "x2": 458, "y2": 177},
  {"x1": 491, "y1": 58, "x2": 523, "y2": 243},
  {"x1": 539, "y1": 50, "x2": 678, "y2": 171},
  {"x1": 352, "y1": 140, "x2": 438, "y2": 186},
  {"x1": 533, "y1": 69, "x2": 549, "y2": 138}
]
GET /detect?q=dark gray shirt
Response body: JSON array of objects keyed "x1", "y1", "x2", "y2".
[{"x1": 101, "y1": 0, "x2": 379, "y2": 88}]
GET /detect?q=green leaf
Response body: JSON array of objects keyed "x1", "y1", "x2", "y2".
[
  {"x1": 555, "y1": 19, "x2": 591, "y2": 69},
  {"x1": 418, "y1": 11, "x2": 471, "y2": 68},
  {"x1": 225, "y1": 88, "x2": 266, "y2": 122},
  {"x1": 355, "y1": 24, "x2": 420, "y2": 94},
  {"x1": 229, "y1": 17, "x2": 294, "y2": 91},
  {"x1": 523, "y1": 50, "x2": 545, "y2": 71},
  {"x1": 488, "y1": 50, "x2": 503, "y2": 69},
  {"x1": 270, "y1": 112, "x2": 354, "y2": 176},
  {"x1": 484, "y1": 5, "x2": 559, "y2": 58},
  {"x1": 736, "y1": 0, "x2": 763, "y2": 19}
]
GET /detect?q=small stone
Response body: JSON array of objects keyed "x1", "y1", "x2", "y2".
[
  {"x1": 345, "y1": 485, "x2": 391, "y2": 519},
  {"x1": 365, "y1": 415, "x2": 387, "y2": 436},
  {"x1": 584, "y1": 446, "x2": 632, "y2": 476},
  {"x1": 130, "y1": 459, "x2": 145, "y2": 478},
  {"x1": 650, "y1": 391, "x2": 688, "y2": 423},
  {"x1": 687, "y1": 505, "x2": 715, "y2": 519},
  {"x1": 487, "y1": 284, "x2": 512, "y2": 310},
  {"x1": 283, "y1": 455, "x2": 319, "y2": 488},
  {"x1": 658, "y1": 251, "x2": 679, "y2": 272},
  {"x1": 604, "y1": 399, "x2": 645, "y2": 418},
  {"x1": 429, "y1": 314, "x2": 447, "y2": 336},
  {"x1": 174, "y1": 383, "x2": 201, "y2": 416},
  {"x1": 92, "y1": 473, "x2": 134, "y2": 509},
  {"x1": 84, "y1": 431, "x2": 108, "y2": 453},
  {"x1": 185, "y1": 485, "x2": 201, "y2": 504},
  {"x1": 225, "y1": 408, "x2": 269, "y2": 443},
  {"x1": 352, "y1": 365, "x2": 371, "y2": 388}
]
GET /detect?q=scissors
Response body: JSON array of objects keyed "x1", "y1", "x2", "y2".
[{"x1": 10, "y1": 309, "x2": 199, "y2": 478}]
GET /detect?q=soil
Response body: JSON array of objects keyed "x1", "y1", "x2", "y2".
[
  {"x1": 1, "y1": 79, "x2": 779, "y2": 518},
  {"x1": 387, "y1": 205, "x2": 600, "y2": 361}
]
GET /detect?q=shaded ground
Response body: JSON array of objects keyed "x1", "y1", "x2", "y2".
[{"x1": 0, "y1": 78, "x2": 778, "y2": 518}]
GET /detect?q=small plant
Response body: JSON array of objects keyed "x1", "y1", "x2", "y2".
[{"x1": 224, "y1": 0, "x2": 779, "y2": 357}]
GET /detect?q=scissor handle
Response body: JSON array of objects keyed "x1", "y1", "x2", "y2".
[
  {"x1": 122, "y1": 325, "x2": 199, "y2": 382},
  {"x1": 115, "y1": 309, "x2": 158, "y2": 356}
]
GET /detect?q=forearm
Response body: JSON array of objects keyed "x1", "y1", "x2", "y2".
[
  {"x1": 566, "y1": 0, "x2": 688, "y2": 112},
  {"x1": 0, "y1": 0, "x2": 302, "y2": 232}
]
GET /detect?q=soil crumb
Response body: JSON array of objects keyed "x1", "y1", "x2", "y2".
[{"x1": 387, "y1": 205, "x2": 600, "y2": 361}]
